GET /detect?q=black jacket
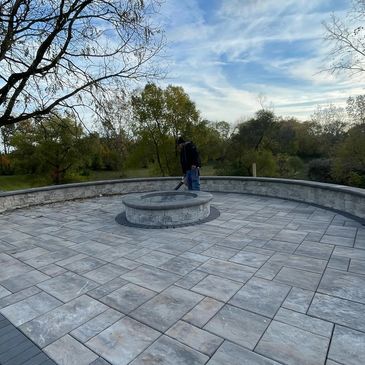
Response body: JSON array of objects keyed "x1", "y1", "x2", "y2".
[{"x1": 180, "y1": 141, "x2": 201, "y2": 174}]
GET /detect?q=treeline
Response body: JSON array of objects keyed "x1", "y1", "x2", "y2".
[
  {"x1": 220, "y1": 103, "x2": 365, "y2": 188},
  {"x1": 0, "y1": 84, "x2": 364, "y2": 188}
]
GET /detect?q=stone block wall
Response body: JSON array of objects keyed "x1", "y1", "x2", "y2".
[
  {"x1": 0, "y1": 177, "x2": 364, "y2": 223},
  {"x1": 201, "y1": 177, "x2": 365, "y2": 222}
]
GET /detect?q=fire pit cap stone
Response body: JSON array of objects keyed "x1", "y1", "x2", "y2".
[{"x1": 122, "y1": 190, "x2": 213, "y2": 210}]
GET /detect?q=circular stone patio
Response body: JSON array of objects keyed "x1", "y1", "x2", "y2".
[{"x1": 0, "y1": 192, "x2": 364, "y2": 365}]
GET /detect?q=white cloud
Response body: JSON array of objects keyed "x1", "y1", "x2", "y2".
[{"x1": 156, "y1": 0, "x2": 364, "y2": 123}]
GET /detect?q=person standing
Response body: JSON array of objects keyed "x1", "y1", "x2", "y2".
[{"x1": 177, "y1": 136, "x2": 201, "y2": 191}]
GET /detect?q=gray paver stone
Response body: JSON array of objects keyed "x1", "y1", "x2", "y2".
[
  {"x1": 207, "y1": 340, "x2": 281, "y2": 365},
  {"x1": 175, "y1": 270, "x2": 207, "y2": 289},
  {"x1": 308, "y1": 293, "x2": 365, "y2": 332},
  {"x1": 131, "y1": 286, "x2": 203, "y2": 332},
  {"x1": 199, "y1": 258, "x2": 255, "y2": 282},
  {"x1": 229, "y1": 277, "x2": 290, "y2": 318},
  {"x1": 130, "y1": 335, "x2": 208, "y2": 365},
  {"x1": 89, "y1": 358, "x2": 112, "y2": 365},
  {"x1": 111, "y1": 257, "x2": 141, "y2": 270},
  {"x1": 86, "y1": 316, "x2": 160, "y2": 365},
  {"x1": 269, "y1": 253, "x2": 327, "y2": 273},
  {"x1": 256, "y1": 321, "x2": 330, "y2": 365},
  {"x1": 60, "y1": 256, "x2": 106, "y2": 274},
  {"x1": 328, "y1": 325, "x2": 365, "y2": 365},
  {"x1": 254, "y1": 262, "x2": 283, "y2": 280},
  {"x1": 183, "y1": 297, "x2": 224, "y2": 328},
  {"x1": 295, "y1": 240, "x2": 333, "y2": 260},
  {"x1": 0, "y1": 270, "x2": 50, "y2": 292},
  {"x1": 12, "y1": 247, "x2": 49, "y2": 261},
  {"x1": 0, "y1": 286, "x2": 11, "y2": 299},
  {"x1": 44, "y1": 335, "x2": 98, "y2": 365},
  {"x1": 204, "y1": 304, "x2": 270, "y2": 349},
  {"x1": 327, "y1": 255, "x2": 350, "y2": 271},
  {"x1": 25, "y1": 249, "x2": 77, "y2": 268},
  {"x1": 87, "y1": 277, "x2": 128, "y2": 299},
  {"x1": 0, "y1": 253, "x2": 33, "y2": 281},
  {"x1": 20, "y1": 295, "x2": 108, "y2": 347},
  {"x1": 0, "y1": 286, "x2": 41, "y2": 309},
  {"x1": 38, "y1": 264, "x2": 67, "y2": 277},
  {"x1": 273, "y1": 229, "x2": 308, "y2": 243},
  {"x1": 100, "y1": 283, "x2": 156, "y2": 314},
  {"x1": 264, "y1": 240, "x2": 299, "y2": 253},
  {"x1": 274, "y1": 307, "x2": 333, "y2": 338},
  {"x1": 122, "y1": 265, "x2": 180, "y2": 292},
  {"x1": 282, "y1": 287, "x2": 315, "y2": 313},
  {"x1": 159, "y1": 256, "x2": 201, "y2": 276},
  {"x1": 192, "y1": 274, "x2": 242, "y2": 302},
  {"x1": 202, "y1": 245, "x2": 239, "y2": 260},
  {"x1": 326, "y1": 226, "x2": 357, "y2": 239},
  {"x1": 318, "y1": 268, "x2": 365, "y2": 304},
  {"x1": 82, "y1": 263, "x2": 129, "y2": 284},
  {"x1": 37, "y1": 271, "x2": 99, "y2": 302},
  {"x1": 0, "y1": 292, "x2": 62, "y2": 326},
  {"x1": 333, "y1": 246, "x2": 365, "y2": 260},
  {"x1": 230, "y1": 251, "x2": 270, "y2": 268},
  {"x1": 166, "y1": 320, "x2": 223, "y2": 356},
  {"x1": 70, "y1": 308, "x2": 123, "y2": 343},
  {"x1": 72, "y1": 242, "x2": 115, "y2": 257},
  {"x1": 135, "y1": 251, "x2": 175, "y2": 267},
  {"x1": 274, "y1": 266, "x2": 321, "y2": 291},
  {"x1": 348, "y1": 259, "x2": 365, "y2": 275},
  {"x1": 320, "y1": 235, "x2": 354, "y2": 247}
]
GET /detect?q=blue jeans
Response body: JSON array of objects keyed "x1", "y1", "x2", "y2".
[{"x1": 186, "y1": 168, "x2": 200, "y2": 191}]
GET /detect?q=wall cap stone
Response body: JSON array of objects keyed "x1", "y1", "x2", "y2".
[
  {"x1": 0, "y1": 177, "x2": 178, "y2": 197},
  {"x1": 201, "y1": 176, "x2": 365, "y2": 198}
]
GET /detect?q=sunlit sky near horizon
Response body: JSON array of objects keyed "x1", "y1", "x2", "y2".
[{"x1": 156, "y1": 0, "x2": 364, "y2": 123}]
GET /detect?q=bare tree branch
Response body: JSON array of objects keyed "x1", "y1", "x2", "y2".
[
  {"x1": 323, "y1": 1, "x2": 365, "y2": 77},
  {"x1": 0, "y1": 0, "x2": 165, "y2": 127}
]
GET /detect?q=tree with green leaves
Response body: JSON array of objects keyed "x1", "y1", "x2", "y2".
[
  {"x1": 164, "y1": 85, "x2": 200, "y2": 143},
  {"x1": 0, "y1": 124, "x2": 15, "y2": 154},
  {"x1": 131, "y1": 83, "x2": 201, "y2": 175},
  {"x1": 233, "y1": 110, "x2": 277, "y2": 151},
  {"x1": 131, "y1": 83, "x2": 169, "y2": 175},
  {"x1": 10, "y1": 115, "x2": 88, "y2": 183},
  {"x1": 213, "y1": 121, "x2": 231, "y2": 141},
  {"x1": 219, "y1": 110, "x2": 278, "y2": 176},
  {"x1": 311, "y1": 104, "x2": 348, "y2": 154},
  {"x1": 94, "y1": 95, "x2": 132, "y2": 172},
  {"x1": 270, "y1": 118, "x2": 299, "y2": 156},
  {"x1": 294, "y1": 121, "x2": 323, "y2": 159},
  {"x1": 332, "y1": 123, "x2": 365, "y2": 187}
]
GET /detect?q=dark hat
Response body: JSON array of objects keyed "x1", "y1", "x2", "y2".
[{"x1": 176, "y1": 136, "x2": 185, "y2": 145}]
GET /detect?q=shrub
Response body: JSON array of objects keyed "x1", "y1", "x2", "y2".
[
  {"x1": 0, "y1": 154, "x2": 13, "y2": 175},
  {"x1": 308, "y1": 158, "x2": 334, "y2": 183}
]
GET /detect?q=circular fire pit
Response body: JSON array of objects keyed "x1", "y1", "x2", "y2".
[{"x1": 121, "y1": 190, "x2": 213, "y2": 228}]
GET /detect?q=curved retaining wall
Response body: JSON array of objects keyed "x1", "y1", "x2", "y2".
[{"x1": 0, "y1": 177, "x2": 364, "y2": 223}]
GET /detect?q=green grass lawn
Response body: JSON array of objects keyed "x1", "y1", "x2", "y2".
[
  {"x1": 0, "y1": 165, "x2": 217, "y2": 192},
  {"x1": 0, "y1": 175, "x2": 52, "y2": 191}
]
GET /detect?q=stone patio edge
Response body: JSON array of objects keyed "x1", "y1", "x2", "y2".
[{"x1": 0, "y1": 177, "x2": 364, "y2": 222}]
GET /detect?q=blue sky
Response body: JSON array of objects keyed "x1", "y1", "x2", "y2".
[{"x1": 157, "y1": 0, "x2": 364, "y2": 123}]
